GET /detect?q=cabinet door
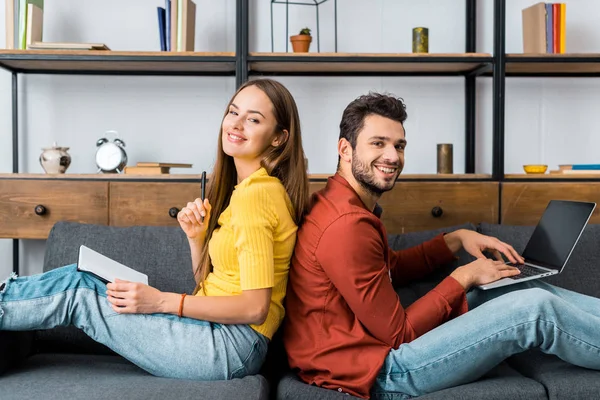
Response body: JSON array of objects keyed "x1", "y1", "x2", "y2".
[
  {"x1": 380, "y1": 182, "x2": 499, "y2": 234},
  {"x1": 309, "y1": 181, "x2": 499, "y2": 234},
  {"x1": 501, "y1": 182, "x2": 600, "y2": 225},
  {"x1": 109, "y1": 182, "x2": 201, "y2": 227},
  {"x1": 0, "y1": 180, "x2": 108, "y2": 239}
]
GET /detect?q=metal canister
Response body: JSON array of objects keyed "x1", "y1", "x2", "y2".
[
  {"x1": 412, "y1": 27, "x2": 429, "y2": 53},
  {"x1": 437, "y1": 144, "x2": 453, "y2": 174}
]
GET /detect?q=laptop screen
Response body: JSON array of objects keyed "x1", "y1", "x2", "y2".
[{"x1": 523, "y1": 200, "x2": 596, "y2": 269}]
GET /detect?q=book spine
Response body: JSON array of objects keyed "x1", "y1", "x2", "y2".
[
  {"x1": 559, "y1": 3, "x2": 566, "y2": 53},
  {"x1": 5, "y1": 0, "x2": 15, "y2": 49},
  {"x1": 177, "y1": 0, "x2": 183, "y2": 51},
  {"x1": 545, "y1": 3, "x2": 553, "y2": 54},
  {"x1": 552, "y1": 3, "x2": 560, "y2": 54},
  {"x1": 157, "y1": 7, "x2": 166, "y2": 51},
  {"x1": 165, "y1": 0, "x2": 171, "y2": 51},
  {"x1": 170, "y1": 0, "x2": 178, "y2": 52},
  {"x1": 572, "y1": 165, "x2": 600, "y2": 170}
]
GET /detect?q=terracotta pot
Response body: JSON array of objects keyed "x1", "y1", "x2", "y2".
[{"x1": 290, "y1": 34, "x2": 312, "y2": 53}]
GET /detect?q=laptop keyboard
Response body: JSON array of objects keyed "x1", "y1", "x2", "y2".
[{"x1": 507, "y1": 263, "x2": 546, "y2": 280}]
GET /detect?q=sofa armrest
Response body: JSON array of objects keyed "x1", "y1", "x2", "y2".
[{"x1": 0, "y1": 331, "x2": 34, "y2": 374}]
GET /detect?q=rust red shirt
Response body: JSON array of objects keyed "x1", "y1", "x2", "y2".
[{"x1": 283, "y1": 174, "x2": 469, "y2": 399}]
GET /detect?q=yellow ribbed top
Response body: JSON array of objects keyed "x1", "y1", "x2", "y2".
[{"x1": 197, "y1": 167, "x2": 297, "y2": 339}]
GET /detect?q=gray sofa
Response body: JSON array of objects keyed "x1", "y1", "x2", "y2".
[
  {"x1": 1, "y1": 220, "x2": 599, "y2": 399},
  {"x1": 0, "y1": 222, "x2": 269, "y2": 400}
]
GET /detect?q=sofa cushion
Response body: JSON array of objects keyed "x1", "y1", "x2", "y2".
[
  {"x1": 508, "y1": 350, "x2": 600, "y2": 399},
  {"x1": 479, "y1": 222, "x2": 600, "y2": 298},
  {"x1": 388, "y1": 223, "x2": 477, "y2": 308},
  {"x1": 2, "y1": 353, "x2": 268, "y2": 400},
  {"x1": 277, "y1": 362, "x2": 547, "y2": 400},
  {"x1": 37, "y1": 221, "x2": 196, "y2": 355}
]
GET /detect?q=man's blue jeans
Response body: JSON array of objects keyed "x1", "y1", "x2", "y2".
[
  {"x1": 373, "y1": 280, "x2": 600, "y2": 399},
  {"x1": 0, "y1": 264, "x2": 268, "y2": 380}
]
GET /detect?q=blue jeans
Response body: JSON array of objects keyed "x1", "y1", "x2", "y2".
[
  {"x1": 0, "y1": 264, "x2": 268, "y2": 380},
  {"x1": 372, "y1": 280, "x2": 600, "y2": 399}
]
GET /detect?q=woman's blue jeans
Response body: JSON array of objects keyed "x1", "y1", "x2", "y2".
[
  {"x1": 373, "y1": 279, "x2": 600, "y2": 399},
  {"x1": 0, "y1": 264, "x2": 268, "y2": 380}
]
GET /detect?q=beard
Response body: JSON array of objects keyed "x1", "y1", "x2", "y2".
[{"x1": 351, "y1": 153, "x2": 399, "y2": 197}]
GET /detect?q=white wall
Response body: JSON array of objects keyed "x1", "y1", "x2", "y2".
[{"x1": 1, "y1": 0, "x2": 600, "y2": 277}]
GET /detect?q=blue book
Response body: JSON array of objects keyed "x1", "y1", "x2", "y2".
[
  {"x1": 165, "y1": 0, "x2": 171, "y2": 51},
  {"x1": 545, "y1": 3, "x2": 553, "y2": 53},
  {"x1": 157, "y1": 7, "x2": 166, "y2": 51},
  {"x1": 572, "y1": 164, "x2": 600, "y2": 170}
]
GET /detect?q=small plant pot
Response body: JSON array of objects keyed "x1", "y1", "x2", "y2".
[{"x1": 290, "y1": 35, "x2": 312, "y2": 53}]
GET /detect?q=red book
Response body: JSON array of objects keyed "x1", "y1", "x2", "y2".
[{"x1": 553, "y1": 3, "x2": 561, "y2": 54}]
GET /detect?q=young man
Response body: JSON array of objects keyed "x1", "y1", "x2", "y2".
[{"x1": 283, "y1": 93, "x2": 600, "y2": 399}]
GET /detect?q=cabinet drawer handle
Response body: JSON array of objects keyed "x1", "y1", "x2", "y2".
[
  {"x1": 34, "y1": 205, "x2": 47, "y2": 216},
  {"x1": 431, "y1": 206, "x2": 443, "y2": 218},
  {"x1": 168, "y1": 207, "x2": 180, "y2": 218}
]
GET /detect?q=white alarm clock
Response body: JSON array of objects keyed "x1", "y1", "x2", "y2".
[{"x1": 95, "y1": 131, "x2": 127, "y2": 173}]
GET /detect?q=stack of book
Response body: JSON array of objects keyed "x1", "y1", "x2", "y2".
[
  {"x1": 4, "y1": 0, "x2": 110, "y2": 50},
  {"x1": 157, "y1": 0, "x2": 196, "y2": 52},
  {"x1": 522, "y1": 2, "x2": 566, "y2": 54},
  {"x1": 549, "y1": 164, "x2": 600, "y2": 175},
  {"x1": 124, "y1": 162, "x2": 193, "y2": 175}
]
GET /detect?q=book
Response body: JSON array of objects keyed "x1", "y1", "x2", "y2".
[
  {"x1": 165, "y1": 0, "x2": 171, "y2": 51},
  {"x1": 545, "y1": 3, "x2": 553, "y2": 53},
  {"x1": 170, "y1": 0, "x2": 178, "y2": 51},
  {"x1": 522, "y1": 2, "x2": 547, "y2": 53},
  {"x1": 25, "y1": 3, "x2": 43, "y2": 48},
  {"x1": 124, "y1": 166, "x2": 171, "y2": 175},
  {"x1": 136, "y1": 162, "x2": 192, "y2": 168},
  {"x1": 78, "y1": 245, "x2": 148, "y2": 285},
  {"x1": 5, "y1": 0, "x2": 15, "y2": 49},
  {"x1": 18, "y1": 0, "x2": 44, "y2": 49},
  {"x1": 180, "y1": 0, "x2": 196, "y2": 52},
  {"x1": 27, "y1": 42, "x2": 110, "y2": 50},
  {"x1": 559, "y1": 3, "x2": 566, "y2": 54},
  {"x1": 157, "y1": 6, "x2": 167, "y2": 51},
  {"x1": 560, "y1": 164, "x2": 600, "y2": 171},
  {"x1": 552, "y1": 3, "x2": 560, "y2": 54}
]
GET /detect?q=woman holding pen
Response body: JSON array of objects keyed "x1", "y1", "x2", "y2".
[{"x1": 0, "y1": 78, "x2": 309, "y2": 381}]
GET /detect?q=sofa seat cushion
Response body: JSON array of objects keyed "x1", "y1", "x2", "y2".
[
  {"x1": 508, "y1": 350, "x2": 600, "y2": 399},
  {"x1": 479, "y1": 223, "x2": 600, "y2": 298},
  {"x1": 3, "y1": 353, "x2": 268, "y2": 400},
  {"x1": 277, "y1": 362, "x2": 547, "y2": 400}
]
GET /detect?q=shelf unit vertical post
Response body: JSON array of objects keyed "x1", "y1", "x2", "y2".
[
  {"x1": 12, "y1": 72, "x2": 19, "y2": 275},
  {"x1": 465, "y1": 0, "x2": 477, "y2": 173},
  {"x1": 236, "y1": 0, "x2": 249, "y2": 87},
  {"x1": 493, "y1": 0, "x2": 506, "y2": 181}
]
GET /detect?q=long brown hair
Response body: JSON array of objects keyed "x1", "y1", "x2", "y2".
[{"x1": 192, "y1": 78, "x2": 309, "y2": 295}]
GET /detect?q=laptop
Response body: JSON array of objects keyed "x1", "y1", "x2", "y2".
[
  {"x1": 478, "y1": 200, "x2": 596, "y2": 290},
  {"x1": 77, "y1": 245, "x2": 148, "y2": 285}
]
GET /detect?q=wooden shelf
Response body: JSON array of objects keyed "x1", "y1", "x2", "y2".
[
  {"x1": 0, "y1": 173, "x2": 492, "y2": 181},
  {"x1": 506, "y1": 54, "x2": 600, "y2": 76},
  {"x1": 248, "y1": 53, "x2": 493, "y2": 75},
  {"x1": 505, "y1": 173, "x2": 600, "y2": 180},
  {"x1": 0, "y1": 50, "x2": 236, "y2": 75}
]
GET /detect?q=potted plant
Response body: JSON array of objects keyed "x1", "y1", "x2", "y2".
[{"x1": 290, "y1": 27, "x2": 312, "y2": 53}]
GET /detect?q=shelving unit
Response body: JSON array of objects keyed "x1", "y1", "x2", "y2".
[{"x1": 3, "y1": 0, "x2": 598, "y2": 275}]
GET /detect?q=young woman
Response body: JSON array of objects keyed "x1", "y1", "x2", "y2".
[{"x1": 0, "y1": 78, "x2": 309, "y2": 381}]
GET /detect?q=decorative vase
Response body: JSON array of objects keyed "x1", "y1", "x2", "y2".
[
  {"x1": 437, "y1": 143, "x2": 453, "y2": 174},
  {"x1": 290, "y1": 35, "x2": 312, "y2": 53},
  {"x1": 412, "y1": 27, "x2": 429, "y2": 53},
  {"x1": 40, "y1": 142, "x2": 72, "y2": 174}
]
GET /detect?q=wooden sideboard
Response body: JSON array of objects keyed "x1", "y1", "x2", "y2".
[{"x1": 1, "y1": 174, "x2": 599, "y2": 240}]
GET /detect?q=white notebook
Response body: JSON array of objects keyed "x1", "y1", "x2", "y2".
[{"x1": 77, "y1": 245, "x2": 148, "y2": 285}]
